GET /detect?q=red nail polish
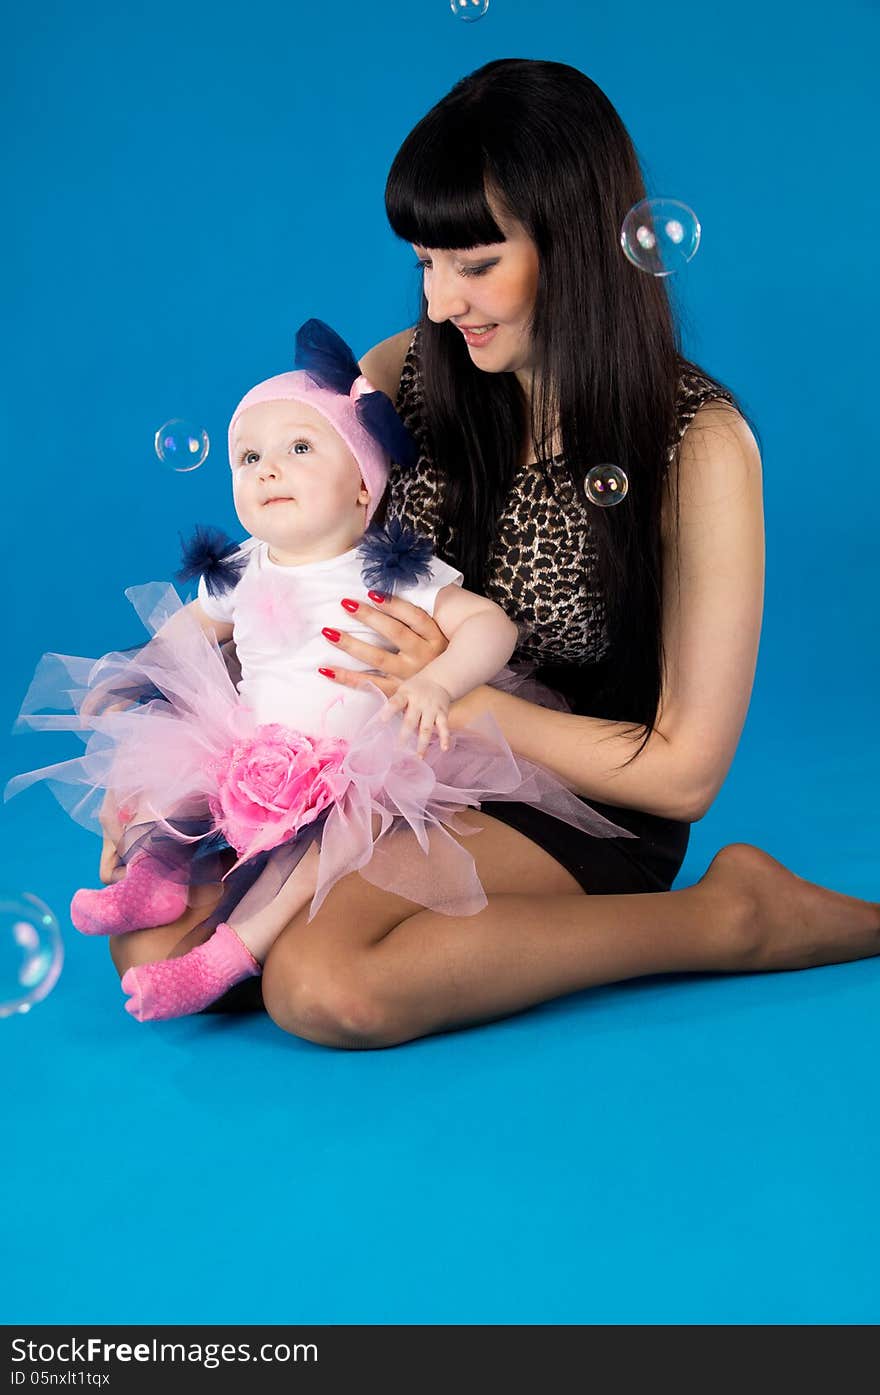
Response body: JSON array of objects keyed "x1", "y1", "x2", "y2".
[
  {"x1": 322, "y1": 627, "x2": 341, "y2": 642},
  {"x1": 368, "y1": 590, "x2": 386, "y2": 604},
  {"x1": 340, "y1": 598, "x2": 358, "y2": 613},
  {"x1": 318, "y1": 667, "x2": 336, "y2": 679}
]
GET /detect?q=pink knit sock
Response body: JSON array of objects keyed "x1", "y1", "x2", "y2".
[
  {"x1": 120, "y1": 922, "x2": 261, "y2": 1021},
  {"x1": 70, "y1": 851, "x2": 188, "y2": 936}
]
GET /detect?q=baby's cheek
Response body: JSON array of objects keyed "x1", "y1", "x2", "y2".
[{"x1": 231, "y1": 479, "x2": 256, "y2": 527}]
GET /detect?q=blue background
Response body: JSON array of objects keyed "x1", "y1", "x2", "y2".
[{"x1": 1, "y1": 0, "x2": 878, "y2": 1325}]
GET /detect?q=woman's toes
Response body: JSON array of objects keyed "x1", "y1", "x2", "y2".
[{"x1": 702, "y1": 842, "x2": 880, "y2": 974}]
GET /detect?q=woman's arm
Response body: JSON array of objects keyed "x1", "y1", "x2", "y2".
[
  {"x1": 451, "y1": 403, "x2": 765, "y2": 821},
  {"x1": 319, "y1": 402, "x2": 763, "y2": 822},
  {"x1": 358, "y1": 327, "x2": 416, "y2": 399}
]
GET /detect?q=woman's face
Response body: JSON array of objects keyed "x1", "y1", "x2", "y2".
[{"x1": 412, "y1": 204, "x2": 540, "y2": 378}]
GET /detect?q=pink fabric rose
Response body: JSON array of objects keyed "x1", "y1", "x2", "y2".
[{"x1": 210, "y1": 723, "x2": 349, "y2": 862}]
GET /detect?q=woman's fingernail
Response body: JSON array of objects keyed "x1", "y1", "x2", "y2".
[
  {"x1": 340, "y1": 598, "x2": 359, "y2": 613},
  {"x1": 318, "y1": 667, "x2": 336, "y2": 679},
  {"x1": 322, "y1": 627, "x2": 341, "y2": 642},
  {"x1": 368, "y1": 590, "x2": 386, "y2": 604}
]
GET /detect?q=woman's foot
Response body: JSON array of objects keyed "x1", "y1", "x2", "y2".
[
  {"x1": 701, "y1": 843, "x2": 880, "y2": 973},
  {"x1": 71, "y1": 852, "x2": 188, "y2": 936},
  {"x1": 121, "y1": 922, "x2": 261, "y2": 1021}
]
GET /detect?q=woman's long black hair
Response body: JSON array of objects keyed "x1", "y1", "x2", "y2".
[{"x1": 385, "y1": 57, "x2": 747, "y2": 756}]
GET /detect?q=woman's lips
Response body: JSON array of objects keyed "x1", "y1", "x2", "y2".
[{"x1": 458, "y1": 323, "x2": 499, "y2": 348}]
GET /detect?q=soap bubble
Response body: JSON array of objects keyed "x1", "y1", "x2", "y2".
[
  {"x1": 0, "y1": 892, "x2": 63, "y2": 1018},
  {"x1": 155, "y1": 419, "x2": 210, "y2": 472},
  {"x1": 620, "y1": 199, "x2": 700, "y2": 276},
  {"x1": 584, "y1": 465, "x2": 629, "y2": 507},
  {"x1": 450, "y1": 0, "x2": 489, "y2": 20}
]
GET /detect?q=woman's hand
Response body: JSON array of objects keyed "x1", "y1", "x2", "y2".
[{"x1": 318, "y1": 592, "x2": 449, "y2": 699}]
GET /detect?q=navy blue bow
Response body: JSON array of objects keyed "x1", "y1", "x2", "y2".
[
  {"x1": 357, "y1": 518, "x2": 435, "y2": 596},
  {"x1": 294, "y1": 318, "x2": 418, "y2": 469},
  {"x1": 176, "y1": 525, "x2": 247, "y2": 598}
]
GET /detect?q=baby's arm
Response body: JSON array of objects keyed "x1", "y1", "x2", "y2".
[
  {"x1": 380, "y1": 586, "x2": 518, "y2": 756},
  {"x1": 83, "y1": 600, "x2": 233, "y2": 722},
  {"x1": 418, "y1": 586, "x2": 518, "y2": 699},
  {"x1": 91, "y1": 600, "x2": 234, "y2": 879},
  {"x1": 163, "y1": 599, "x2": 234, "y2": 646}
]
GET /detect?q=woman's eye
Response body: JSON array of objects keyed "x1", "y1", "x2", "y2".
[{"x1": 414, "y1": 259, "x2": 494, "y2": 277}]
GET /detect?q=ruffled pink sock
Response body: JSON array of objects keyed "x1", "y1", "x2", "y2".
[
  {"x1": 70, "y1": 851, "x2": 188, "y2": 936},
  {"x1": 120, "y1": 922, "x2": 261, "y2": 1022}
]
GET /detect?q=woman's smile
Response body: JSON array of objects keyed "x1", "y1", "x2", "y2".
[{"x1": 456, "y1": 323, "x2": 500, "y2": 348}]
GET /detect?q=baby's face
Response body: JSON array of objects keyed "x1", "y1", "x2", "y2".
[{"x1": 230, "y1": 400, "x2": 370, "y2": 561}]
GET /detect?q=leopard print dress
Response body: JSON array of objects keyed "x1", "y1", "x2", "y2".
[{"x1": 385, "y1": 325, "x2": 738, "y2": 895}]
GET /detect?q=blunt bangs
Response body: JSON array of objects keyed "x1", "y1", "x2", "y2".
[{"x1": 385, "y1": 110, "x2": 506, "y2": 250}]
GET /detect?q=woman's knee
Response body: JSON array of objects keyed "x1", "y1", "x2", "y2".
[{"x1": 261, "y1": 941, "x2": 393, "y2": 1048}]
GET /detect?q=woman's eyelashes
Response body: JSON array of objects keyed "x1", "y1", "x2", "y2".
[{"x1": 414, "y1": 258, "x2": 498, "y2": 277}]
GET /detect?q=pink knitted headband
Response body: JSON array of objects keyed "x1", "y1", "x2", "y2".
[{"x1": 228, "y1": 369, "x2": 390, "y2": 525}]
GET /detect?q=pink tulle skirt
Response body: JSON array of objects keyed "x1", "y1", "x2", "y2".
[{"x1": 5, "y1": 582, "x2": 635, "y2": 922}]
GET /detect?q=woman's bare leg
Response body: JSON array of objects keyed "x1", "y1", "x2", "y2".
[{"x1": 261, "y1": 817, "x2": 880, "y2": 1049}]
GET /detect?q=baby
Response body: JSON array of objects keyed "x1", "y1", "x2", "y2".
[{"x1": 6, "y1": 319, "x2": 633, "y2": 1022}]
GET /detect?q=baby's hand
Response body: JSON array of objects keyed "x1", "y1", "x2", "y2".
[
  {"x1": 80, "y1": 687, "x2": 135, "y2": 721},
  {"x1": 379, "y1": 676, "x2": 452, "y2": 758}
]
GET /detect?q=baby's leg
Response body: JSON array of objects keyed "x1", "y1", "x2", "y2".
[
  {"x1": 121, "y1": 845, "x2": 320, "y2": 1022},
  {"x1": 71, "y1": 848, "x2": 189, "y2": 936},
  {"x1": 73, "y1": 797, "x2": 193, "y2": 937},
  {"x1": 224, "y1": 845, "x2": 322, "y2": 961}
]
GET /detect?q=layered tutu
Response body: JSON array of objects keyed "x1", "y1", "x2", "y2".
[{"x1": 5, "y1": 582, "x2": 636, "y2": 925}]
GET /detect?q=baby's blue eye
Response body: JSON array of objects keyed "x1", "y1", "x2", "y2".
[{"x1": 291, "y1": 441, "x2": 311, "y2": 454}]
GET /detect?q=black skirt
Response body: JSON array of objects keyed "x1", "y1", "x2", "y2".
[
  {"x1": 483, "y1": 656, "x2": 692, "y2": 894},
  {"x1": 479, "y1": 795, "x2": 690, "y2": 895}
]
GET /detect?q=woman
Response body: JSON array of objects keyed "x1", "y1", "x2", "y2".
[{"x1": 109, "y1": 58, "x2": 879, "y2": 1045}]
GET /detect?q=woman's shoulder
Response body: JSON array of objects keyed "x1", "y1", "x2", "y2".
[
  {"x1": 666, "y1": 368, "x2": 762, "y2": 533},
  {"x1": 676, "y1": 358, "x2": 736, "y2": 412},
  {"x1": 359, "y1": 325, "x2": 419, "y2": 404},
  {"x1": 672, "y1": 359, "x2": 745, "y2": 452}
]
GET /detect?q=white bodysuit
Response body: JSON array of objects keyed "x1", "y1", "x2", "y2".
[{"x1": 197, "y1": 539, "x2": 463, "y2": 742}]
